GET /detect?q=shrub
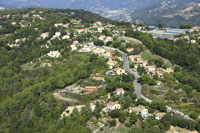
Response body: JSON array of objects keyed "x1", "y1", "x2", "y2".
[{"x1": 109, "y1": 120, "x2": 116, "y2": 127}]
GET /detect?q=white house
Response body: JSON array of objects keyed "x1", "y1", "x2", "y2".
[
  {"x1": 129, "y1": 55, "x2": 141, "y2": 62},
  {"x1": 62, "y1": 35, "x2": 70, "y2": 40},
  {"x1": 113, "y1": 68, "x2": 126, "y2": 75},
  {"x1": 134, "y1": 60, "x2": 148, "y2": 68},
  {"x1": 54, "y1": 23, "x2": 63, "y2": 27},
  {"x1": 90, "y1": 103, "x2": 96, "y2": 112},
  {"x1": 79, "y1": 45, "x2": 91, "y2": 52},
  {"x1": 154, "y1": 113, "x2": 166, "y2": 120},
  {"x1": 47, "y1": 51, "x2": 61, "y2": 58},
  {"x1": 191, "y1": 39, "x2": 196, "y2": 44},
  {"x1": 130, "y1": 107, "x2": 148, "y2": 119},
  {"x1": 40, "y1": 32, "x2": 49, "y2": 39},
  {"x1": 115, "y1": 88, "x2": 125, "y2": 97},
  {"x1": 107, "y1": 60, "x2": 117, "y2": 69},
  {"x1": 70, "y1": 44, "x2": 77, "y2": 51},
  {"x1": 127, "y1": 48, "x2": 134, "y2": 52},
  {"x1": 51, "y1": 32, "x2": 61, "y2": 40},
  {"x1": 107, "y1": 102, "x2": 121, "y2": 111},
  {"x1": 12, "y1": 22, "x2": 17, "y2": 25},
  {"x1": 145, "y1": 66, "x2": 156, "y2": 71},
  {"x1": 97, "y1": 27, "x2": 104, "y2": 32}
]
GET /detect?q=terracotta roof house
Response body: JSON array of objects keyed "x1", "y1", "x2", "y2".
[
  {"x1": 110, "y1": 56, "x2": 119, "y2": 60},
  {"x1": 107, "y1": 102, "x2": 121, "y2": 111},
  {"x1": 85, "y1": 86, "x2": 98, "y2": 93},
  {"x1": 127, "y1": 48, "x2": 134, "y2": 52},
  {"x1": 154, "y1": 112, "x2": 166, "y2": 120},
  {"x1": 107, "y1": 50, "x2": 115, "y2": 54},
  {"x1": 113, "y1": 68, "x2": 126, "y2": 75},
  {"x1": 130, "y1": 107, "x2": 148, "y2": 119},
  {"x1": 92, "y1": 77, "x2": 105, "y2": 82},
  {"x1": 107, "y1": 60, "x2": 117, "y2": 69},
  {"x1": 129, "y1": 55, "x2": 141, "y2": 62},
  {"x1": 115, "y1": 88, "x2": 125, "y2": 96}
]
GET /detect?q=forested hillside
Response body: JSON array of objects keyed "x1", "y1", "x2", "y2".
[{"x1": 0, "y1": 8, "x2": 108, "y2": 132}]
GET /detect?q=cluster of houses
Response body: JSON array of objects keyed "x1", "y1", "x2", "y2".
[
  {"x1": 106, "y1": 100, "x2": 165, "y2": 120},
  {"x1": 129, "y1": 54, "x2": 174, "y2": 78}
]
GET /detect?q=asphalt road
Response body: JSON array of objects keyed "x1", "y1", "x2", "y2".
[
  {"x1": 116, "y1": 50, "x2": 152, "y2": 102},
  {"x1": 117, "y1": 49, "x2": 195, "y2": 120},
  {"x1": 100, "y1": 46, "x2": 193, "y2": 120}
]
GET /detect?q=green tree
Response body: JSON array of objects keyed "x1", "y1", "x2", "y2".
[
  {"x1": 94, "y1": 39, "x2": 104, "y2": 46},
  {"x1": 149, "y1": 79, "x2": 157, "y2": 86},
  {"x1": 109, "y1": 120, "x2": 116, "y2": 127},
  {"x1": 190, "y1": 111, "x2": 199, "y2": 120},
  {"x1": 130, "y1": 112, "x2": 138, "y2": 124}
]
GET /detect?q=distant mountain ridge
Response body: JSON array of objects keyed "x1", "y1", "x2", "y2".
[
  {"x1": 0, "y1": 0, "x2": 160, "y2": 21},
  {"x1": 1, "y1": 0, "x2": 200, "y2": 27}
]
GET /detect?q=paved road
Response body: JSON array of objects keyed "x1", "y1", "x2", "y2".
[
  {"x1": 117, "y1": 49, "x2": 194, "y2": 120},
  {"x1": 103, "y1": 46, "x2": 193, "y2": 120},
  {"x1": 117, "y1": 50, "x2": 152, "y2": 103},
  {"x1": 103, "y1": 46, "x2": 152, "y2": 102}
]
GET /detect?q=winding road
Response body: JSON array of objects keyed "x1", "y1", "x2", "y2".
[
  {"x1": 103, "y1": 45, "x2": 193, "y2": 121},
  {"x1": 117, "y1": 50, "x2": 152, "y2": 102},
  {"x1": 103, "y1": 46, "x2": 152, "y2": 102}
]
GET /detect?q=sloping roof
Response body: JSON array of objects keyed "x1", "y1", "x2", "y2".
[
  {"x1": 107, "y1": 61, "x2": 117, "y2": 65},
  {"x1": 107, "y1": 50, "x2": 115, "y2": 53},
  {"x1": 131, "y1": 107, "x2": 144, "y2": 112},
  {"x1": 113, "y1": 68, "x2": 124, "y2": 72},
  {"x1": 155, "y1": 112, "x2": 166, "y2": 118},
  {"x1": 85, "y1": 86, "x2": 98, "y2": 92},
  {"x1": 92, "y1": 77, "x2": 105, "y2": 81},
  {"x1": 116, "y1": 88, "x2": 125, "y2": 92},
  {"x1": 110, "y1": 56, "x2": 118, "y2": 60},
  {"x1": 85, "y1": 86, "x2": 98, "y2": 89},
  {"x1": 107, "y1": 102, "x2": 118, "y2": 106}
]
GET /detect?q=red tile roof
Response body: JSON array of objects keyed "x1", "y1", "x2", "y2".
[{"x1": 107, "y1": 102, "x2": 118, "y2": 106}]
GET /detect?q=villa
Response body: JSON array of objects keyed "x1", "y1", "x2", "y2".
[
  {"x1": 130, "y1": 107, "x2": 148, "y2": 119},
  {"x1": 113, "y1": 68, "x2": 126, "y2": 75},
  {"x1": 107, "y1": 102, "x2": 121, "y2": 111}
]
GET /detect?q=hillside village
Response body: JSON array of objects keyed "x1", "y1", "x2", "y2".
[{"x1": 0, "y1": 8, "x2": 200, "y2": 133}]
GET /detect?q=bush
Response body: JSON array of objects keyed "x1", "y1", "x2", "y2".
[
  {"x1": 162, "y1": 121, "x2": 171, "y2": 131},
  {"x1": 150, "y1": 89, "x2": 160, "y2": 95},
  {"x1": 190, "y1": 111, "x2": 199, "y2": 120},
  {"x1": 149, "y1": 79, "x2": 157, "y2": 86},
  {"x1": 109, "y1": 120, "x2": 116, "y2": 127},
  {"x1": 136, "y1": 99, "x2": 148, "y2": 106},
  {"x1": 150, "y1": 101, "x2": 166, "y2": 112},
  {"x1": 182, "y1": 98, "x2": 187, "y2": 103}
]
